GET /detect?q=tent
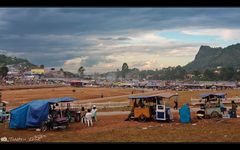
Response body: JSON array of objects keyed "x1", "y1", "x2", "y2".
[
  {"x1": 9, "y1": 97, "x2": 76, "y2": 129},
  {"x1": 179, "y1": 103, "x2": 191, "y2": 123}
]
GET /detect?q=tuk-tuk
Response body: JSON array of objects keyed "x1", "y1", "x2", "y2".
[
  {"x1": 9, "y1": 97, "x2": 77, "y2": 130},
  {"x1": 196, "y1": 93, "x2": 226, "y2": 119},
  {"x1": 128, "y1": 93, "x2": 178, "y2": 122}
]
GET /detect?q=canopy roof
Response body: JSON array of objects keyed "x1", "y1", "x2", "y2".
[
  {"x1": 200, "y1": 93, "x2": 226, "y2": 99},
  {"x1": 9, "y1": 97, "x2": 77, "y2": 129}
]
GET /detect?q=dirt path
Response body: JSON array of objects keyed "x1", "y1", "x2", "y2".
[
  {"x1": 75, "y1": 90, "x2": 167, "y2": 104},
  {"x1": 97, "y1": 107, "x2": 235, "y2": 116},
  {"x1": 97, "y1": 108, "x2": 198, "y2": 116}
]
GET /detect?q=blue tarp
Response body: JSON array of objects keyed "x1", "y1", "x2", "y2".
[
  {"x1": 9, "y1": 97, "x2": 76, "y2": 129},
  {"x1": 179, "y1": 104, "x2": 191, "y2": 123},
  {"x1": 200, "y1": 93, "x2": 226, "y2": 99}
]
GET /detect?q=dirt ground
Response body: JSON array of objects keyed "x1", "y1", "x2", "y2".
[
  {"x1": 3, "y1": 87, "x2": 240, "y2": 110},
  {"x1": 1, "y1": 112, "x2": 240, "y2": 142},
  {"x1": 1, "y1": 87, "x2": 143, "y2": 108},
  {"x1": 1, "y1": 87, "x2": 240, "y2": 142}
]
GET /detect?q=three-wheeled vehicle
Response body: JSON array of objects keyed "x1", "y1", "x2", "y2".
[
  {"x1": 9, "y1": 97, "x2": 77, "y2": 131},
  {"x1": 128, "y1": 93, "x2": 178, "y2": 122},
  {"x1": 196, "y1": 93, "x2": 226, "y2": 119}
]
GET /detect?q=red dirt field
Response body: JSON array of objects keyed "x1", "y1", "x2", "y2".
[
  {"x1": 1, "y1": 112, "x2": 240, "y2": 142},
  {"x1": 1, "y1": 87, "x2": 240, "y2": 142},
  {"x1": 3, "y1": 87, "x2": 240, "y2": 110},
  {"x1": 1, "y1": 87, "x2": 143, "y2": 108}
]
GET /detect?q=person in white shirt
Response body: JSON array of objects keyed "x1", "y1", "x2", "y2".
[
  {"x1": 91, "y1": 105, "x2": 97, "y2": 121},
  {"x1": 85, "y1": 109, "x2": 93, "y2": 127}
]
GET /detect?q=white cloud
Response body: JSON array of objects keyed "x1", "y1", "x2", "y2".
[
  {"x1": 64, "y1": 57, "x2": 86, "y2": 65},
  {"x1": 182, "y1": 28, "x2": 240, "y2": 41},
  {"x1": 165, "y1": 46, "x2": 199, "y2": 57},
  {"x1": 59, "y1": 31, "x2": 204, "y2": 73}
]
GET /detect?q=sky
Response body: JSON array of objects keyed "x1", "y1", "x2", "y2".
[{"x1": 0, "y1": 8, "x2": 240, "y2": 74}]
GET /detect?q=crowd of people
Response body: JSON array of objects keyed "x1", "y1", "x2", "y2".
[
  {"x1": 48, "y1": 103, "x2": 98, "y2": 128},
  {"x1": 76, "y1": 105, "x2": 98, "y2": 127}
]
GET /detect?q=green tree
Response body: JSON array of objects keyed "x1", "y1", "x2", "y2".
[
  {"x1": 174, "y1": 65, "x2": 187, "y2": 80},
  {"x1": 235, "y1": 70, "x2": 240, "y2": 81},
  {"x1": 121, "y1": 63, "x2": 129, "y2": 79},
  {"x1": 192, "y1": 70, "x2": 202, "y2": 80},
  {"x1": 193, "y1": 70, "x2": 201, "y2": 77},
  {"x1": 219, "y1": 67, "x2": 235, "y2": 81},
  {"x1": 203, "y1": 69, "x2": 215, "y2": 81},
  {"x1": 40, "y1": 64, "x2": 44, "y2": 69},
  {"x1": 116, "y1": 69, "x2": 121, "y2": 80},
  {"x1": 0, "y1": 66, "x2": 9, "y2": 79},
  {"x1": 78, "y1": 66, "x2": 85, "y2": 78}
]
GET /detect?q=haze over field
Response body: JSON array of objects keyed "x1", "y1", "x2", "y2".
[{"x1": 1, "y1": 8, "x2": 240, "y2": 74}]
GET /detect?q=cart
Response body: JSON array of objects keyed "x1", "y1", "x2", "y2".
[
  {"x1": 196, "y1": 93, "x2": 226, "y2": 119},
  {"x1": 128, "y1": 93, "x2": 178, "y2": 122}
]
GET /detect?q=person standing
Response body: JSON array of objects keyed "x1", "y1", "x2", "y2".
[
  {"x1": 80, "y1": 107, "x2": 86, "y2": 124},
  {"x1": 91, "y1": 105, "x2": 97, "y2": 121},
  {"x1": 174, "y1": 94, "x2": 179, "y2": 110},
  {"x1": 220, "y1": 102, "x2": 226, "y2": 115},
  {"x1": 85, "y1": 109, "x2": 93, "y2": 127},
  {"x1": 232, "y1": 101, "x2": 238, "y2": 118}
]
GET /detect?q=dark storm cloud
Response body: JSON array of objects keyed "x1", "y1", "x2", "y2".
[
  {"x1": 98, "y1": 37, "x2": 131, "y2": 41},
  {"x1": 116, "y1": 37, "x2": 131, "y2": 41},
  {"x1": 1, "y1": 8, "x2": 240, "y2": 68},
  {"x1": 2, "y1": 8, "x2": 240, "y2": 35}
]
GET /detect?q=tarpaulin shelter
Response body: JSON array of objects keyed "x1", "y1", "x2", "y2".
[
  {"x1": 9, "y1": 97, "x2": 76, "y2": 129},
  {"x1": 179, "y1": 103, "x2": 191, "y2": 123}
]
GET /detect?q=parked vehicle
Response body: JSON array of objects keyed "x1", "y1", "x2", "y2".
[
  {"x1": 9, "y1": 97, "x2": 76, "y2": 130},
  {"x1": 40, "y1": 109, "x2": 69, "y2": 132},
  {"x1": 128, "y1": 93, "x2": 178, "y2": 122},
  {"x1": 196, "y1": 93, "x2": 226, "y2": 119}
]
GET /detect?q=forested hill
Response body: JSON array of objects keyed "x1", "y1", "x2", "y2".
[
  {"x1": 184, "y1": 43, "x2": 240, "y2": 71},
  {"x1": 0, "y1": 54, "x2": 36, "y2": 68}
]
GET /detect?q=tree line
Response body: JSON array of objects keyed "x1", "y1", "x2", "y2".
[{"x1": 110, "y1": 63, "x2": 240, "y2": 81}]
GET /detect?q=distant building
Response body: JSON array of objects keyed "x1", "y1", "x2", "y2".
[
  {"x1": 6, "y1": 65, "x2": 20, "y2": 76},
  {"x1": 69, "y1": 80, "x2": 83, "y2": 87},
  {"x1": 31, "y1": 69, "x2": 45, "y2": 75}
]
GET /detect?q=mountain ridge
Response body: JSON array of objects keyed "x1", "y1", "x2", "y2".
[{"x1": 184, "y1": 43, "x2": 240, "y2": 71}]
